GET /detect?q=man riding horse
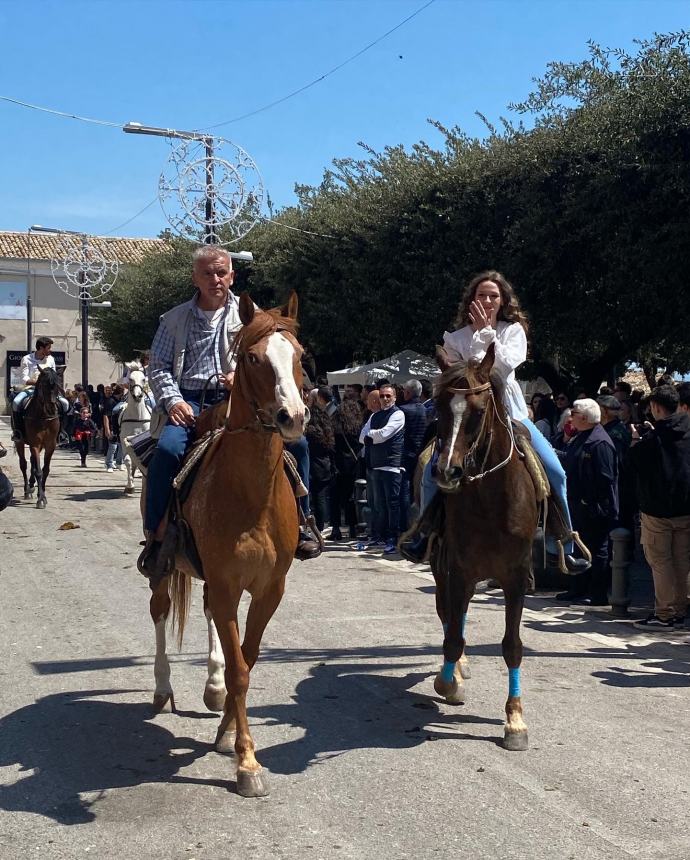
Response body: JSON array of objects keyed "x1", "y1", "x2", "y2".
[
  {"x1": 11, "y1": 336, "x2": 69, "y2": 442},
  {"x1": 138, "y1": 245, "x2": 318, "y2": 579}
]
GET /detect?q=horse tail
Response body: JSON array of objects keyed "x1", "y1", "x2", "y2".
[{"x1": 168, "y1": 569, "x2": 192, "y2": 650}]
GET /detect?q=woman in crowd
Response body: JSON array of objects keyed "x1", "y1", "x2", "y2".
[
  {"x1": 403, "y1": 270, "x2": 589, "y2": 573},
  {"x1": 330, "y1": 395, "x2": 364, "y2": 541},
  {"x1": 534, "y1": 395, "x2": 558, "y2": 442},
  {"x1": 305, "y1": 395, "x2": 336, "y2": 533}
]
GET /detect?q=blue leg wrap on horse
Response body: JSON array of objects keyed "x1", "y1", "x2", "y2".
[
  {"x1": 509, "y1": 668, "x2": 521, "y2": 698},
  {"x1": 520, "y1": 417, "x2": 574, "y2": 554},
  {"x1": 441, "y1": 661, "x2": 456, "y2": 684}
]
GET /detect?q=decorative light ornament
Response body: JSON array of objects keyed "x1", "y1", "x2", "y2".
[
  {"x1": 50, "y1": 234, "x2": 119, "y2": 300},
  {"x1": 158, "y1": 135, "x2": 265, "y2": 246}
]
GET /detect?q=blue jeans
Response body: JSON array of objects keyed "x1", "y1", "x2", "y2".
[
  {"x1": 285, "y1": 435, "x2": 310, "y2": 518},
  {"x1": 370, "y1": 469, "x2": 402, "y2": 543},
  {"x1": 144, "y1": 388, "x2": 225, "y2": 533},
  {"x1": 106, "y1": 441, "x2": 123, "y2": 468},
  {"x1": 421, "y1": 418, "x2": 574, "y2": 553}
]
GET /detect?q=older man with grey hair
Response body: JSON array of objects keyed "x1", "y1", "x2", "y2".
[{"x1": 555, "y1": 398, "x2": 619, "y2": 606}]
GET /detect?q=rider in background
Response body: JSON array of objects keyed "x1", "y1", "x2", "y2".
[
  {"x1": 11, "y1": 337, "x2": 68, "y2": 442},
  {"x1": 402, "y1": 270, "x2": 590, "y2": 574}
]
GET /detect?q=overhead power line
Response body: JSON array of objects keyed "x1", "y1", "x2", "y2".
[{"x1": 0, "y1": 0, "x2": 436, "y2": 133}]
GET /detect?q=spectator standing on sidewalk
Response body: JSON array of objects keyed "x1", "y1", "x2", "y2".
[
  {"x1": 555, "y1": 398, "x2": 619, "y2": 606},
  {"x1": 398, "y1": 379, "x2": 428, "y2": 532},
  {"x1": 358, "y1": 383, "x2": 405, "y2": 554},
  {"x1": 330, "y1": 395, "x2": 364, "y2": 541},
  {"x1": 628, "y1": 385, "x2": 690, "y2": 629},
  {"x1": 305, "y1": 390, "x2": 336, "y2": 533},
  {"x1": 597, "y1": 395, "x2": 632, "y2": 467},
  {"x1": 105, "y1": 384, "x2": 126, "y2": 472}
]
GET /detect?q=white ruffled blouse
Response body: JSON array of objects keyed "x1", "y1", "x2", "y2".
[{"x1": 442, "y1": 322, "x2": 529, "y2": 422}]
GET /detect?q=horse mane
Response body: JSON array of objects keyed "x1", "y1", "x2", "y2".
[
  {"x1": 233, "y1": 306, "x2": 300, "y2": 354},
  {"x1": 434, "y1": 357, "x2": 508, "y2": 415}
]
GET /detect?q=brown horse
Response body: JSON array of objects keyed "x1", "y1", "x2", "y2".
[
  {"x1": 149, "y1": 292, "x2": 306, "y2": 797},
  {"x1": 430, "y1": 342, "x2": 538, "y2": 751},
  {"x1": 15, "y1": 367, "x2": 61, "y2": 509}
]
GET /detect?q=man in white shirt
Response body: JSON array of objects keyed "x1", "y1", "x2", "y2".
[
  {"x1": 357, "y1": 383, "x2": 406, "y2": 554},
  {"x1": 11, "y1": 337, "x2": 59, "y2": 441}
]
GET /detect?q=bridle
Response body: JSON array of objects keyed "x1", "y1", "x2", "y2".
[{"x1": 444, "y1": 380, "x2": 517, "y2": 483}]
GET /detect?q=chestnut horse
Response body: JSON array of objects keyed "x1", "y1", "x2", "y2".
[
  {"x1": 150, "y1": 292, "x2": 306, "y2": 797},
  {"x1": 430, "y1": 343, "x2": 538, "y2": 751},
  {"x1": 15, "y1": 367, "x2": 61, "y2": 509}
]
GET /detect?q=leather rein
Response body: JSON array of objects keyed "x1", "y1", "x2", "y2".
[{"x1": 446, "y1": 381, "x2": 517, "y2": 482}]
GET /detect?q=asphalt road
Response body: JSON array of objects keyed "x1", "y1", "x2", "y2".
[{"x1": 0, "y1": 439, "x2": 688, "y2": 860}]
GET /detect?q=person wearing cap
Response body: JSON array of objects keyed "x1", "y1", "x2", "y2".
[{"x1": 597, "y1": 394, "x2": 632, "y2": 467}]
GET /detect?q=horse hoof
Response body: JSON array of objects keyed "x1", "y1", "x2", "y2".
[
  {"x1": 459, "y1": 659, "x2": 471, "y2": 680},
  {"x1": 236, "y1": 768, "x2": 270, "y2": 798},
  {"x1": 152, "y1": 692, "x2": 175, "y2": 713},
  {"x1": 36, "y1": 499, "x2": 47, "y2": 509},
  {"x1": 124, "y1": 486, "x2": 134, "y2": 495},
  {"x1": 215, "y1": 729, "x2": 236, "y2": 755},
  {"x1": 203, "y1": 686, "x2": 227, "y2": 713},
  {"x1": 433, "y1": 674, "x2": 465, "y2": 705},
  {"x1": 503, "y1": 730, "x2": 528, "y2": 751}
]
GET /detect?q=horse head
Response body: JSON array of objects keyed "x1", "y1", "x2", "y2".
[
  {"x1": 128, "y1": 369, "x2": 147, "y2": 402},
  {"x1": 433, "y1": 342, "x2": 498, "y2": 492},
  {"x1": 233, "y1": 291, "x2": 307, "y2": 441},
  {"x1": 35, "y1": 366, "x2": 60, "y2": 397}
]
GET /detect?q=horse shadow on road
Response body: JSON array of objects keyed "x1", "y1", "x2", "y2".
[
  {"x1": 0, "y1": 688, "x2": 218, "y2": 826},
  {"x1": 0, "y1": 647, "x2": 507, "y2": 823}
]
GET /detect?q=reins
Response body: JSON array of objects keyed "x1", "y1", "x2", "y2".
[{"x1": 446, "y1": 381, "x2": 517, "y2": 483}]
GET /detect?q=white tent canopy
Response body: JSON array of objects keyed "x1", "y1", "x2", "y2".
[{"x1": 327, "y1": 349, "x2": 440, "y2": 386}]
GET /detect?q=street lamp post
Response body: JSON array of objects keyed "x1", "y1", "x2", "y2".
[{"x1": 123, "y1": 123, "x2": 216, "y2": 243}]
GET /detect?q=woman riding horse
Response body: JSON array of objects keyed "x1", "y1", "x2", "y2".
[{"x1": 402, "y1": 270, "x2": 590, "y2": 573}]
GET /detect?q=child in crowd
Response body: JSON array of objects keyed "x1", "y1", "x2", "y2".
[{"x1": 73, "y1": 407, "x2": 98, "y2": 467}]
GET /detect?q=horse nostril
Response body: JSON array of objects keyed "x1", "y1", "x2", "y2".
[
  {"x1": 276, "y1": 408, "x2": 292, "y2": 426},
  {"x1": 450, "y1": 466, "x2": 463, "y2": 480}
]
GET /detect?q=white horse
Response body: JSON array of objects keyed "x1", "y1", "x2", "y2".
[{"x1": 121, "y1": 367, "x2": 152, "y2": 495}]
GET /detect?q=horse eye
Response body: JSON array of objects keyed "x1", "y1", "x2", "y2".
[{"x1": 248, "y1": 353, "x2": 259, "y2": 365}]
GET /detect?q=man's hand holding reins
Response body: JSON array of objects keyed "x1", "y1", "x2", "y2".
[
  {"x1": 219, "y1": 371, "x2": 235, "y2": 392},
  {"x1": 168, "y1": 400, "x2": 196, "y2": 427}
]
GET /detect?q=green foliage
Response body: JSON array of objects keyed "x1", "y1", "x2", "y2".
[{"x1": 97, "y1": 33, "x2": 690, "y2": 389}]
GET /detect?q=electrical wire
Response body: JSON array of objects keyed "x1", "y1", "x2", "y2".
[
  {"x1": 102, "y1": 198, "x2": 159, "y2": 235},
  {"x1": 0, "y1": 0, "x2": 436, "y2": 134},
  {"x1": 198, "y1": 0, "x2": 436, "y2": 131}
]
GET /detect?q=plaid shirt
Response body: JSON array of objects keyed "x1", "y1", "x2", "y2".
[{"x1": 149, "y1": 296, "x2": 237, "y2": 410}]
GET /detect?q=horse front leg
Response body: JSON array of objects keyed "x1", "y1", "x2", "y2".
[
  {"x1": 123, "y1": 450, "x2": 135, "y2": 494},
  {"x1": 209, "y1": 583, "x2": 269, "y2": 798},
  {"x1": 30, "y1": 448, "x2": 46, "y2": 509},
  {"x1": 502, "y1": 575, "x2": 528, "y2": 751},
  {"x1": 434, "y1": 572, "x2": 473, "y2": 706},
  {"x1": 16, "y1": 445, "x2": 31, "y2": 499},
  {"x1": 203, "y1": 583, "x2": 227, "y2": 714},
  {"x1": 150, "y1": 576, "x2": 175, "y2": 712}
]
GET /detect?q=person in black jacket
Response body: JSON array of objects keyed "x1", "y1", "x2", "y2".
[
  {"x1": 73, "y1": 407, "x2": 98, "y2": 467},
  {"x1": 398, "y1": 379, "x2": 428, "y2": 532},
  {"x1": 305, "y1": 397, "x2": 336, "y2": 533},
  {"x1": 555, "y1": 398, "x2": 618, "y2": 606},
  {"x1": 330, "y1": 395, "x2": 364, "y2": 540},
  {"x1": 627, "y1": 385, "x2": 690, "y2": 629}
]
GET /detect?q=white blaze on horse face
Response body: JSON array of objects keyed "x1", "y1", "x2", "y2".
[
  {"x1": 440, "y1": 394, "x2": 466, "y2": 478},
  {"x1": 265, "y1": 332, "x2": 305, "y2": 436}
]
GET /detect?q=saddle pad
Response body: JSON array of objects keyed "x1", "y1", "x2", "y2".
[
  {"x1": 173, "y1": 428, "x2": 224, "y2": 502},
  {"x1": 515, "y1": 436, "x2": 550, "y2": 502},
  {"x1": 127, "y1": 430, "x2": 157, "y2": 474}
]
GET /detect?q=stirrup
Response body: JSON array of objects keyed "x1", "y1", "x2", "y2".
[
  {"x1": 305, "y1": 514, "x2": 325, "y2": 550},
  {"x1": 555, "y1": 533, "x2": 592, "y2": 575}
]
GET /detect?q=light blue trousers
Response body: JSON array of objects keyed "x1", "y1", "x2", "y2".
[{"x1": 421, "y1": 417, "x2": 573, "y2": 554}]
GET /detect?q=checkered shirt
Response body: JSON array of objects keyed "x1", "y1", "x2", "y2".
[{"x1": 149, "y1": 299, "x2": 231, "y2": 411}]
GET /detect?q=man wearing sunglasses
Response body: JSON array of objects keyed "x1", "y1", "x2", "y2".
[{"x1": 358, "y1": 383, "x2": 405, "y2": 554}]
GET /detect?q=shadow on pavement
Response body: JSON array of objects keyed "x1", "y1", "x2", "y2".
[
  {"x1": 0, "y1": 689, "x2": 216, "y2": 825},
  {"x1": 64, "y1": 489, "x2": 128, "y2": 501}
]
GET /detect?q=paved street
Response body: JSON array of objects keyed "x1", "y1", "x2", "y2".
[{"x1": 0, "y1": 439, "x2": 688, "y2": 860}]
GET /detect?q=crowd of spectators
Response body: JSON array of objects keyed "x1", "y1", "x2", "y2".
[{"x1": 62, "y1": 382, "x2": 127, "y2": 470}]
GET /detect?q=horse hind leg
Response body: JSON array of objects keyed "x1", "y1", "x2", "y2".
[
  {"x1": 150, "y1": 577, "x2": 175, "y2": 713},
  {"x1": 203, "y1": 584, "x2": 227, "y2": 714},
  {"x1": 501, "y1": 579, "x2": 528, "y2": 751}
]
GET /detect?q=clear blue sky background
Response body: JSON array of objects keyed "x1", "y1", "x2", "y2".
[{"x1": 1, "y1": 0, "x2": 688, "y2": 240}]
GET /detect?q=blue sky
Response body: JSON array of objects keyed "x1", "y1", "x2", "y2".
[{"x1": 1, "y1": 0, "x2": 688, "y2": 240}]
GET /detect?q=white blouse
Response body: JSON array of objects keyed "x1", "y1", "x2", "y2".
[{"x1": 442, "y1": 322, "x2": 529, "y2": 422}]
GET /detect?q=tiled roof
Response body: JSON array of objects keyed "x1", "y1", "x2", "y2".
[{"x1": 0, "y1": 231, "x2": 167, "y2": 264}]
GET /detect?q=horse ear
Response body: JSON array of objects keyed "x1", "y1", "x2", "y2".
[
  {"x1": 477, "y1": 342, "x2": 496, "y2": 378},
  {"x1": 436, "y1": 345, "x2": 452, "y2": 372},
  {"x1": 239, "y1": 292, "x2": 255, "y2": 326},
  {"x1": 281, "y1": 291, "x2": 298, "y2": 320}
]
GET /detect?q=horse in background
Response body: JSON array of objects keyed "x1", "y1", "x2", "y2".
[
  {"x1": 15, "y1": 367, "x2": 61, "y2": 509},
  {"x1": 430, "y1": 343, "x2": 539, "y2": 751},
  {"x1": 121, "y1": 366, "x2": 152, "y2": 494}
]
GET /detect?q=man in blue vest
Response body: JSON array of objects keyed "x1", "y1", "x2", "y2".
[{"x1": 358, "y1": 383, "x2": 405, "y2": 554}]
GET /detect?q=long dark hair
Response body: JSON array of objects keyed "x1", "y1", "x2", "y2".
[
  {"x1": 454, "y1": 270, "x2": 529, "y2": 336},
  {"x1": 334, "y1": 398, "x2": 364, "y2": 437},
  {"x1": 305, "y1": 405, "x2": 335, "y2": 449}
]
